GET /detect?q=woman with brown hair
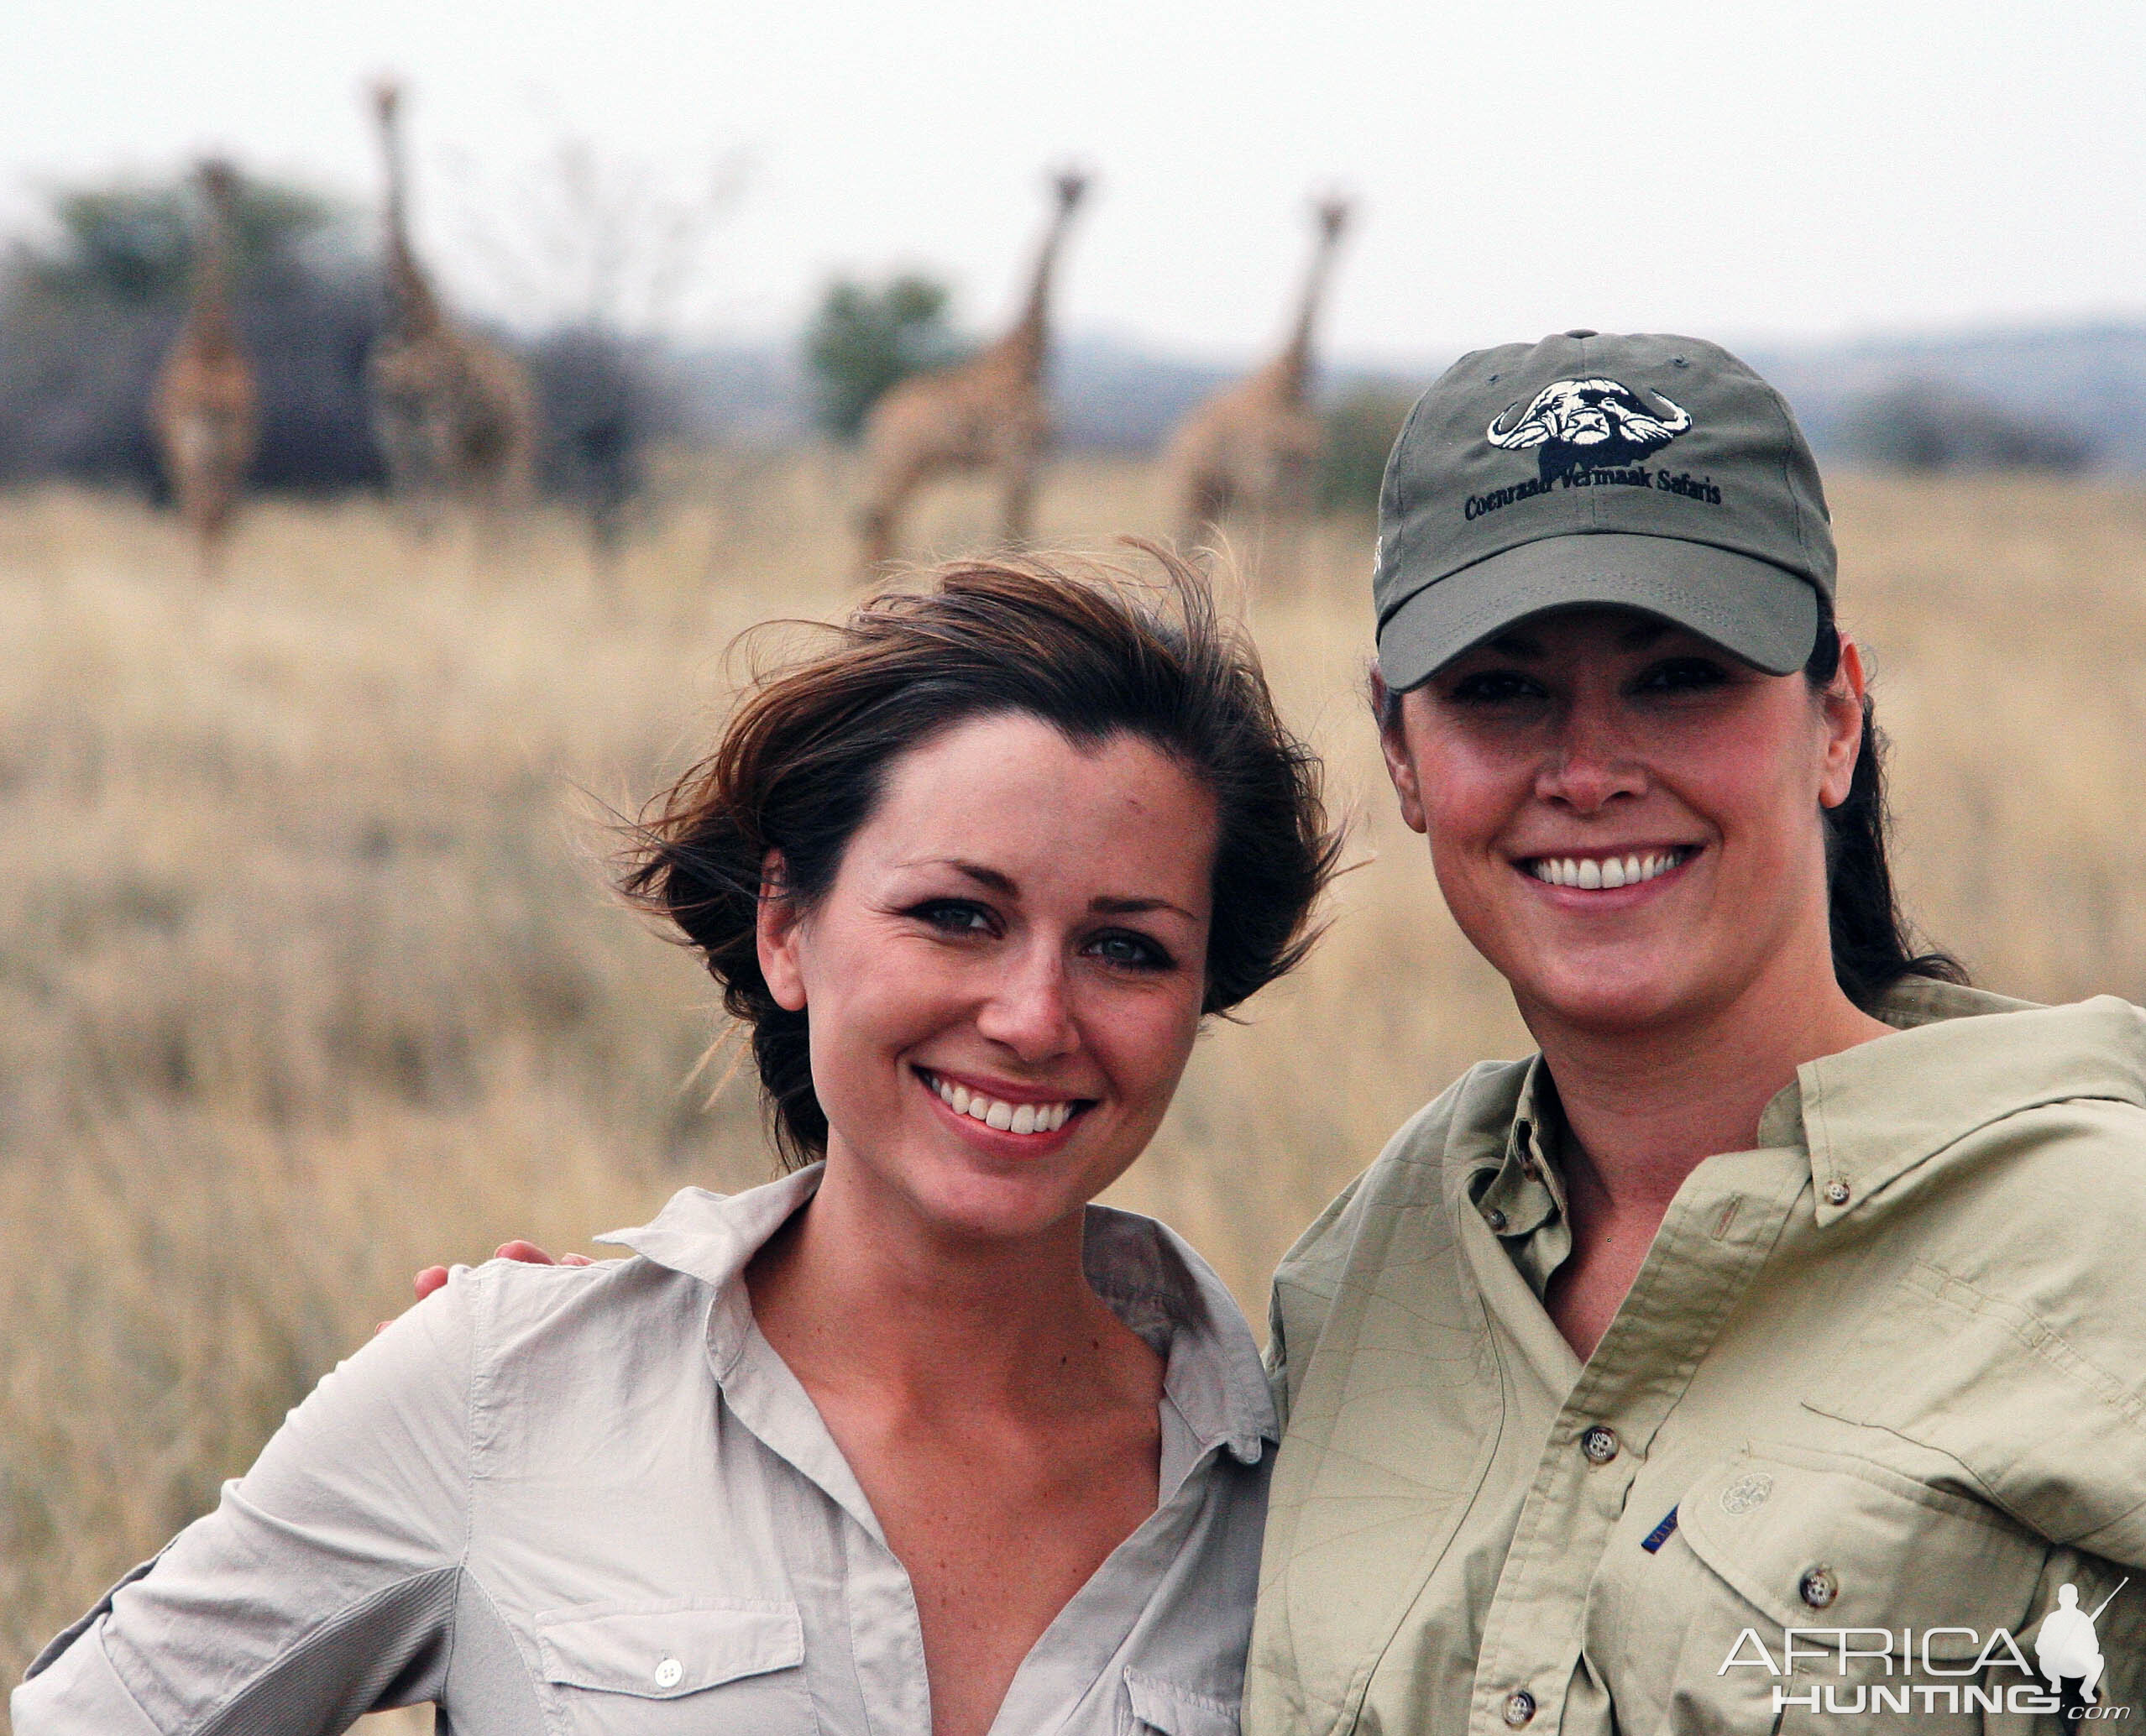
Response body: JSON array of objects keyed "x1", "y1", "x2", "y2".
[{"x1": 17, "y1": 552, "x2": 1340, "y2": 1736}]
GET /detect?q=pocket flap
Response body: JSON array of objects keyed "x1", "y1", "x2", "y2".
[
  {"x1": 1678, "y1": 1451, "x2": 2044, "y2": 1658},
  {"x1": 1123, "y1": 1669, "x2": 1241, "y2": 1736},
  {"x1": 536, "y1": 1598, "x2": 803, "y2": 1698}
]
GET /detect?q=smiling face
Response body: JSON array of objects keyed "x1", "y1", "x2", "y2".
[
  {"x1": 756, "y1": 711, "x2": 1217, "y2": 1244},
  {"x1": 1379, "y1": 606, "x2": 1866, "y2": 1039}
]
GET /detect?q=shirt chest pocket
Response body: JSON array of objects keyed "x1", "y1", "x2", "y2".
[
  {"x1": 1613, "y1": 1450, "x2": 2049, "y2": 1736},
  {"x1": 1119, "y1": 1669, "x2": 1241, "y2": 1736},
  {"x1": 534, "y1": 1598, "x2": 815, "y2": 1734}
]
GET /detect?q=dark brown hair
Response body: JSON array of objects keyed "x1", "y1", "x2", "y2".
[
  {"x1": 620, "y1": 547, "x2": 1343, "y2": 1169},
  {"x1": 1801, "y1": 598, "x2": 1966, "y2": 1010}
]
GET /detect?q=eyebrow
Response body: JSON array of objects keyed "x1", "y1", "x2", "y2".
[{"x1": 909, "y1": 858, "x2": 1197, "y2": 922}]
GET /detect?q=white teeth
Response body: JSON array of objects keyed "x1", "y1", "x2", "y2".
[
  {"x1": 1530, "y1": 848, "x2": 1688, "y2": 889},
  {"x1": 928, "y1": 1071, "x2": 1074, "y2": 1133}
]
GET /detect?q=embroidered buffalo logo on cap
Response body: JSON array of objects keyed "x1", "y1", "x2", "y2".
[{"x1": 1487, "y1": 377, "x2": 1693, "y2": 484}]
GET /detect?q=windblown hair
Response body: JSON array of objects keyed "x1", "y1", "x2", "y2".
[{"x1": 620, "y1": 546, "x2": 1343, "y2": 1169}]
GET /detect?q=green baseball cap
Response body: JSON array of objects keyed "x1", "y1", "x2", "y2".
[{"x1": 1373, "y1": 330, "x2": 1835, "y2": 689}]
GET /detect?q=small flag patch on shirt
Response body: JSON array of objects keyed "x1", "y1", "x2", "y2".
[{"x1": 1641, "y1": 1507, "x2": 1679, "y2": 1553}]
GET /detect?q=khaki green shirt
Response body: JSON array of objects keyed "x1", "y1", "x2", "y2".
[{"x1": 1248, "y1": 982, "x2": 2146, "y2": 1736}]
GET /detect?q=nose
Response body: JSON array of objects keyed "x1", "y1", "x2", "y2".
[
  {"x1": 1533, "y1": 694, "x2": 1644, "y2": 814},
  {"x1": 974, "y1": 938, "x2": 1080, "y2": 1064}
]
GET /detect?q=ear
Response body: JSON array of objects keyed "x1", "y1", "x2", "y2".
[
  {"x1": 755, "y1": 850, "x2": 809, "y2": 1012},
  {"x1": 1371, "y1": 669, "x2": 1430, "y2": 835},
  {"x1": 1816, "y1": 635, "x2": 1869, "y2": 810}
]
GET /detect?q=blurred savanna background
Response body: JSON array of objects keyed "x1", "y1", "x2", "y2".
[{"x1": 5, "y1": 3, "x2": 2146, "y2": 1726}]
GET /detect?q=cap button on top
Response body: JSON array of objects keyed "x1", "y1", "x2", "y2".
[
  {"x1": 1563, "y1": 327, "x2": 1598, "y2": 339},
  {"x1": 1581, "y1": 1424, "x2": 1620, "y2": 1464},
  {"x1": 654, "y1": 1657, "x2": 684, "y2": 1689},
  {"x1": 1504, "y1": 1690, "x2": 1538, "y2": 1727}
]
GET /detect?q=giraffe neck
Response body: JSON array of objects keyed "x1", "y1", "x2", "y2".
[
  {"x1": 1271, "y1": 224, "x2": 1344, "y2": 404},
  {"x1": 376, "y1": 99, "x2": 443, "y2": 336},
  {"x1": 999, "y1": 200, "x2": 1077, "y2": 381},
  {"x1": 184, "y1": 181, "x2": 241, "y2": 353}
]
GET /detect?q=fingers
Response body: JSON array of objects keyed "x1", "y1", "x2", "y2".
[
  {"x1": 561, "y1": 1252, "x2": 594, "y2": 1267},
  {"x1": 495, "y1": 1241, "x2": 558, "y2": 1266},
  {"x1": 413, "y1": 1264, "x2": 449, "y2": 1302}
]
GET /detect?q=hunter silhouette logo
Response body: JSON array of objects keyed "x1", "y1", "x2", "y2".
[
  {"x1": 2039, "y1": 1582, "x2": 2125, "y2": 1706},
  {"x1": 1486, "y1": 377, "x2": 1693, "y2": 483}
]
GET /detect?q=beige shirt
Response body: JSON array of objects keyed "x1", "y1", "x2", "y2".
[
  {"x1": 1248, "y1": 982, "x2": 2146, "y2": 1736},
  {"x1": 17, "y1": 1167, "x2": 1275, "y2": 1736}
]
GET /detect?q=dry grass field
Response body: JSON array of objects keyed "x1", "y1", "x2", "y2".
[{"x1": 3, "y1": 453, "x2": 2144, "y2": 1723}]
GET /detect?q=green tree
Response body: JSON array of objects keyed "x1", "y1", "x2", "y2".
[
  {"x1": 803, "y1": 274, "x2": 962, "y2": 440},
  {"x1": 13, "y1": 174, "x2": 347, "y2": 306}
]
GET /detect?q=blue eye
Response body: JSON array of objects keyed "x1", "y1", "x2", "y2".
[{"x1": 1086, "y1": 931, "x2": 1175, "y2": 972}]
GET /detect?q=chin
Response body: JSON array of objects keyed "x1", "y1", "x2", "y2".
[
  {"x1": 897, "y1": 1158, "x2": 1097, "y2": 1244},
  {"x1": 1512, "y1": 949, "x2": 1709, "y2": 1034}
]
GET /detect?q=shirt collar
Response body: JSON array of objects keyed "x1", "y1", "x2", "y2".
[
  {"x1": 1458, "y1": 981, "x2": 2146, "y2": 1236},
  {"x1": 597, "y1": 1165, "x2": 1277, "y2": 1465},
  {"x1": 1798, "y1": 980, "x2": 2146, "y2": 1225}
]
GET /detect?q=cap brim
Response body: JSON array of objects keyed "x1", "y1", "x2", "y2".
[{"x1": 1377, "y1": 532, "x2": 1819, "y2": 689}]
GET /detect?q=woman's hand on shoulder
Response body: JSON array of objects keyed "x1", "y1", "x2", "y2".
[{"x1": 379, "y1": 1242, "x2": 593, "y2": 1331}]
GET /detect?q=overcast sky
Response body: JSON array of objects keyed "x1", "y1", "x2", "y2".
[{"x1": 9, "y1": 1, "x2": 2143, "y2": 362}]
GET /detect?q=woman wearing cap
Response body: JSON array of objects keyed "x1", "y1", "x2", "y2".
[
  {"x1": 1244, "y1": 333, "x2": 2146, "y2": 1733},
  {"x1": 15, "y1": 554, "x2": 1340, "y2": 1736}
]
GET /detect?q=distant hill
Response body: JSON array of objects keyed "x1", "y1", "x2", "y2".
[{"x1": 671, "y1": 319, "x2": 2146, "y2": 473}]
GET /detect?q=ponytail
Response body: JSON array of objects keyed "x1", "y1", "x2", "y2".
[{"x1": 1805, "y1": 602, "x2": 1966, "y2": 1010}]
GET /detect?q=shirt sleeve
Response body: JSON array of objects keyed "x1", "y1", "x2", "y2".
[{"x1": 13, "y1": 1267, "x2": 480, "y2": 1736}]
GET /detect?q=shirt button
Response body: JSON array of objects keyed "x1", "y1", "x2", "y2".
[
  {"x1": 1485, "y1": 1207, "x2": 1509, "y2": 1231},
  {"x1": 1800, "y1": 1566, "x2": 1840, "y2": 1609},
  {"x1": 1581, "y1": 1425, "x2": 1620, "y2": 1464},
  {"x1": 1504, "y1": 1690, "x2": 1538, "y2": 1726},
  {"x1": 1822, "y1": 1179, "x2": 1850, "y2": 1206},
  {"x1": 654, "y1": 1657, "x2": 684, "y2": 1689}
]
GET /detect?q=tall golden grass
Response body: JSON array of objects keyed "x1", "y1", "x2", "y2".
[{"x1": 3, "y1": 456, "x2": 2143, "y2": 1725}]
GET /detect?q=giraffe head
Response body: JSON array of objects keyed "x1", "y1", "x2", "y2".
[
  {"x1": 195, "y1": 158, "x2": 241, "y2": 210},
  {"x1": 1313, "y1": 193, "x2": 1352, "y2": 243},
  {"x1": 1049, "y1": 168, "x2": 1091, "y2": 212},
  {"x1": 369, "y1": 76, "x2": 404, "y2": 125}
]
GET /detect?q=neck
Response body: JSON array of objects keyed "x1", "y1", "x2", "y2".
[
  {"x1": 1272, "y1": 233, "x2": 1339, "y2": 402},
  {"x1": 185, "y1": 186, "x2": 238, "y2": 348},
  {"x1": 747, "y1": 1153, "x2": 1118, "y2": 1412},
  {"x1": 375, "y1": 109, "x2": 437, "y2": 329},
  {"x1": 1002, "y1": 206, "x2": 1073, "y2": 380},
  {"x1": 1520, "y1": 935, "x2": 1894, "y2": 1216}
]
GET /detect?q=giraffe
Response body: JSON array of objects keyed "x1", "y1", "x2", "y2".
[
  {"x1": 855, "y1": 170, "x2": 1089, "y2": 571},
  {"x1": 365, "y1": 79, "x2": 537, "y2": 517},
  {"x1": 150, "y1": 159, "x2": 259, "y2": 577},
  {"x1": 1163, "y1": 194, "x2": 1353, "y2": 552}
]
